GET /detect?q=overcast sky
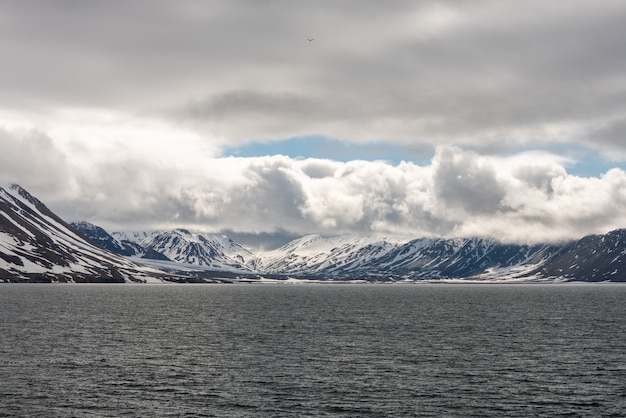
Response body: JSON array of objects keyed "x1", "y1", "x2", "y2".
[{"x1": 1, "y1": 0, "x2": 626, "y2": 249}]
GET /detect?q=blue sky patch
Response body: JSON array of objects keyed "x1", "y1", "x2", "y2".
[
  {"x1": 224, "y1": 136, "x2": 434, "y2": 166},
  {"x1": 224, "y1": 136, "x2": 624, "y2": 178}
]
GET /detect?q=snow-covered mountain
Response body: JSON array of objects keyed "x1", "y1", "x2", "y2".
[
  {"x1": 74, "y1": 221, "x2": 625, "y2": 282},
  {"x1": 0, "y1": 184, "x2": 173, "y2": 283},
  {"x1": 371, "y1": 237, "x2": 559, "y2": 280},
  {"x1": 534, "y1": 229, "x2": 626, "y2": 281},
  {"x1": 111, "y1": 230, "x2": 152, "y2": 243},
  {"x1": 3, "y1": 183, "x2": 624, "y2": 283},
  {"x1": 74, "y1": 224, "x2": 257, "y2": 274},
  {"x1": 137, "y1": 229, "x2": 256, "y2": 273},
  {"x1": 251, "y1": 234, "x2": 403, "y2": 277},
  {"x1": 251, "y1": 234, "x2": 561, "y2": 281},
  {"x1": 71, "y1": 221, "x2": 147, "y2": 257},
  {"x1": 71, "y1": 221, "x2": 171, "y2": 261}
]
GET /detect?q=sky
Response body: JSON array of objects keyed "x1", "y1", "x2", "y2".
[{"x1": 1, "y1": 0, "x2": 626, "y2": 250}]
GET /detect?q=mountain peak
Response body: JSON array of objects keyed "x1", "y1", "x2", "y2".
[
  {"x1": 1, "y1": 185, "x2": 172, "y2": 283},
  {"x1": 137, "y1": 229, "x2": 254, "y2": 272}
]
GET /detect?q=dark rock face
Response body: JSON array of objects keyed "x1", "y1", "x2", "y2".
[
  {"x1": 534, "y1": 229, "x2": 626, "y2": 282},
  {"x1": 140, "y1": 247, "x2": 172, "y2": 261},
  {"x1": 71, "y1": 221, "x2": 142, "y2": 256},
  {"x1": 70, "y1": 221, "x2": 170, "y2": 261}
]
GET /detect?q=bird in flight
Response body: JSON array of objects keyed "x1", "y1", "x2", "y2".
[{"x1": 307, "y1": 38, "x2": 314, "y2": 42}]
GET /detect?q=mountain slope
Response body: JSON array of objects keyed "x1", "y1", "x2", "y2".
[
  {"x1": 71, "y1": 221, "x2": 145, "y2": 256},
  {"x1": 372, "y1": 238, "x2": 559, "y2": 280},
  {"x1": 252, "y1": 234, "x2": 402, "y2": 277},
  {"x1": 252, "y1": 235, "x2": 561, "y2": 280},
  {"x1": 71, "y1": 221, "x2": 171, "y2": 261},
  {"x1": 0, "y1": 184, "x2": 172, "y2": 283},
  {"x1": 534, "y1": 229, "x2": 626, "y2": 282},
  {"x1": 138, "y1": 229, "x2": 256, "y2": 273}
]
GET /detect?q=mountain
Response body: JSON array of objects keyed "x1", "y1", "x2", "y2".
[
  {"x1": 534, "y1": 229, "x2": 626, "y2": 282},
  {"x1": 138, "y1": 229, "x2": 255, "y2": 273},
  {"x1": 251, "y1": 235, "x2": 561, "y2": 281},
  {"x1": 3, "y1": 183, "x2": 623, "y2": 283},
  {"x1": 251, "y1": 234, "x2": 402, "y2": 277},
  {"x1": 70, "y1": 222, "x2": 626, "y2": 282},
  {"x1": 71, "y1": 224, "x2": 255, "y2": 275},
  {"x1": 111, "y1": 230, "x2": 152, "y2": 243},
  {"x1": 371, "y1": 238, "x2": 560, "y2": 280},
  {"x1": 0, "y1": 184, "x2": 174, "y2": 283},
  {"x1": 71, "y1": 221, "x2": 147, "y2": 257},
  {"x1": 71, "y1": 221, "x2": 171, "y2": 261}
]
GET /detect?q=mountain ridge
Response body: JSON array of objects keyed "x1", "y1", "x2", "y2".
[
  {"x1": 2, "y1": 184, "x2": 624, "y2": 282},
  {"x1": 75, "y1": 222, "x2": 625, "y2": 282},
  {"x1": 0, "y1": 184, "x2": 175, "y2": 283}
]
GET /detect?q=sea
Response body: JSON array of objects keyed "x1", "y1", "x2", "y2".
[{"x1": 1, "y1": 283, "x2": 625, "y2": 417}]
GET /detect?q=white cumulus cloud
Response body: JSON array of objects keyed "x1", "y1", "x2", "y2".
[{"x1": 2, "y1": 125, "x2": 623, "y2": 246}]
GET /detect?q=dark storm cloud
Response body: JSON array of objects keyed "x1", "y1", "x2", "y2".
[
  {"x1": 171, "y1": 1, "x2": 626, "y2": 153},
  {"x1": 432, "y1": 147, "x2": 506, "y2": 215},
  {"x1": 0, "y1": 128, "x2": 72, "y2": 195},
  {"x1": 586, "y1": 117, "x2": 626, "y2": 158},
  {"x1": 184, "y1": 91, "x2": 330, "y2": 127},
  {"x1": 2, "y1": 0, "x2": 625, "y2": 154}
]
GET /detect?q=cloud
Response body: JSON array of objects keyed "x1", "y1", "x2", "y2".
[
  {"x1": 0, "y1": 128, "x2": 74, "y2": 196},
  {"x1": 1, "y1": 1, "x2": 626, "y2": 246},
  {"x1": 585, "y1": 116, "x2": 626, "y2": 159},
  {"x1": 1, "y1": 0, "x2": 625, "y2": 157},
  {"x1": 432, "y1": 147, "x2": 506, "y2": 215},
  {"x1": 3, "y1": 127, "x2": 622, "y2": 246}
]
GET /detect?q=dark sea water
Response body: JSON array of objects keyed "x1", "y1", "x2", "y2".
[{"x1": 1, "y1": 283, "x2": 625, "y2": 417}]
